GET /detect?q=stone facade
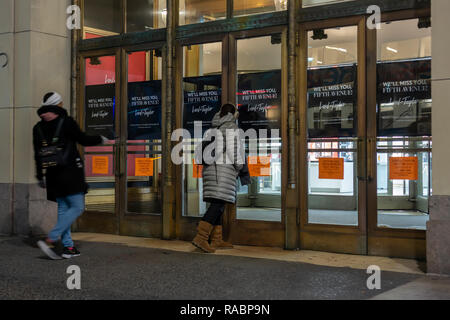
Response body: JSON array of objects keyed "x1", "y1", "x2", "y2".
[{"x1": 0, "y1": 0, "x2": 70, "y2": 236}]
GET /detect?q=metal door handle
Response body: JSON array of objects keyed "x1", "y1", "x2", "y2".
[
  {"x1": 357, "y1": 138, "x2": 366, "y2": 181},
  {"x1": 114, "y1": 142, "x2": 122, "y2": 178},
  {"x1": 367, "y1": 138, "x2": 375, "y2": 182}
]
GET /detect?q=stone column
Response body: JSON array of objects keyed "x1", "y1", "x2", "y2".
[
  {"x1": 0, "y1": 0, "x2": 14, "y2": 234},
  {"x1": 427, "y1": 0, "x2": 450, "y2": 275},
  {"x1": 0, "y1": 0, "x2": 71, "y2": 236}
]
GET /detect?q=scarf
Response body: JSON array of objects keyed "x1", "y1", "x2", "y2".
[{"x1": 37, "y1": 105, "x2": 68, "y2": 117}]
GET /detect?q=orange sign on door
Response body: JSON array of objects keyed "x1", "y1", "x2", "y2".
[
  {"x1": 135, "y1": 158, "x2": 154, "y2": 177},
  {"x1": 92, "y1": 156, "x2": 109, "y2": 175},
  {"x1": 389, "y1": 157, "x2": 418, "y2": 180},
  {"x1": 193, "y1": 159, "x2": 203, "y2": 179},
  {"x1": 319, "y1": 158, "x2": 344, "y2": 180},
  {"x1": 248, "y1": 156, "x2": 271, "y2": 177}
]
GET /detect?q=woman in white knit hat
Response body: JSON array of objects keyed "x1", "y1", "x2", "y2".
[{"x1": 34, "y1": 92, "x2": 107, "y2": 260}]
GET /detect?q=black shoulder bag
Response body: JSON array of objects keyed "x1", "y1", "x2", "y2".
[{"x1": 36, "y1": 118, "x2": 71, "y2": 168}]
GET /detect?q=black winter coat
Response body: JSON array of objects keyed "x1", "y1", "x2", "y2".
[{"x1": 33, "y1": 107, "x2": 102, "y2": 202}]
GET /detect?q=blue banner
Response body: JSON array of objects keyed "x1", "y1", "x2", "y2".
[
  {"x1": 85, "y1": 84, "x2": 116, "y2": 140},
  {"x1": 183, "y1": 75, "x2": 222, "y2": 135},
  {"x1": 237, "y1": 70, "x2": 282, "y2": 135},
  {"x1": 127, "y1": 81, "x2": 162, "y2": 140}
]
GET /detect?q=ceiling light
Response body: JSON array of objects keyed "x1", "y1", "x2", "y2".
[
  {"x1": 325, "y1": 46, "x2": 347, "y2": 53},
  {"x1": 203, "y1": 15, "x2": 216, "y2": 21},
  {"x1": 386, "y1": 46, "x2": 398, "y2": 53}
]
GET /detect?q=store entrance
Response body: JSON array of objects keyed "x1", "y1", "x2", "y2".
[
  {"x1": 176, "y1": 28, "x2": 287, "y2": 247},
  {"x1": 298, "y1": 13, "x2": 431, "y2": 258},
  {"x1": 75, "y1": 46, "x2": 165, "y2": 238}
]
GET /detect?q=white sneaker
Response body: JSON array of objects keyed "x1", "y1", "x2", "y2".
[{"x1": 37, "y1": 240, "x2": 63, "y2": 260}]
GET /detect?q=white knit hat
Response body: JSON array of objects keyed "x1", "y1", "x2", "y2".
[{"x1": 42, "y1": 92, "x2": 63, "y2": 106}]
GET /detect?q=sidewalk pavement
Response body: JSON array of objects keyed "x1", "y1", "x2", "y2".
[
  {"x1": 371, "y1": 277, "x2": 450, "y2": 300},
  {"x1": 0, "y1": 233, "x2": 448, "y2": 300},
  {"x1": 73, "y1": 233, "x2": 426, "y2": 274}
]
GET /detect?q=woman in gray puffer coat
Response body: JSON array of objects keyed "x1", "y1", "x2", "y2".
[{"x1": 192, "y1": 104, "x2": 244, "y2": 253}]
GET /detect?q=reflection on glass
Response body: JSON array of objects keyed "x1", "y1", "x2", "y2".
[
  {"x1": 179, "y1": 0, "x2": 226, "y2": 25},
  {"x1": 126, "y1": 50, "x2": 163, "y2": 215},
  {"x1": 182, "y1": 43, "x2": 222, "y2": 217},
  {"x1": 236, "y1": 36, "x2": 282, "y2": 222},
  {"x1": 84, "y1": 56, "x2": 116, "y2": 213},
  {"x1": 234, "y1": 0, "x2": 286, "y2": 17},
  {"x1": 306, "y1": 26, "x2": 358, "y2": 226},
  {"x1": 84, "y1": 0, "x2": 121, "y2": 39},
  {"x1": 127, "y1": 0, "x2": 167, "y2": 32}
]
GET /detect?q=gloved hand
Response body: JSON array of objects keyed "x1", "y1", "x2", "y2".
[
  {"x1": 100, "y1": 136, "x2": 109, "y2": 145},
  {"x1": 38, "y1": 179, "x2": 46, "y2": 189}
]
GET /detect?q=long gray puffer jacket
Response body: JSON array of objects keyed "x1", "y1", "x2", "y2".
[{"x1": 202, "y1": 112, "x2": 244, "y2": 204}]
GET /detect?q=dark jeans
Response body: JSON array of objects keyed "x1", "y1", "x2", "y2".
[{"x1": 202, "y1": 200, "x2": 226, "y2": 226}]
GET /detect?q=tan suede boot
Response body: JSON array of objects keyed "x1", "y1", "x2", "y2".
[
  {"x1": 210, "y1": 225, "x2": 234, "y2": 250},
  {"x1": 192, "y1": 221, "x2": 216, "y2": 253}
]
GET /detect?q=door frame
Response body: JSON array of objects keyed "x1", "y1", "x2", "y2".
[
  {"x1": 75, "y1": 48, "x2": 122, "y2": 235},
  {"x1": 297, "y1": 9, "x2": 431, "y2": 258},
  {"x1": 366, "y1": 8, "x2": 430, "y2": 259},
  {"x1": 75, "y1": 43, "x2": 167, "y2": 238},
  {"x1": 174, "y1": 26, "x2": 288, "y2": 247},
  {"x1": 225, "y1": 26, "x2": 288, "y2": 247},
  {"x1": 297, "y1": 16, "x2": 368, "y2": 255},
  {"x1": 117, "y1": 42, "x2": 166, "y2": 238},
  {"x1": 174, "y1": 33, "x2": 228, "y2": 241}
]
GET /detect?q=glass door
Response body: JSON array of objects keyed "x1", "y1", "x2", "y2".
[
  {"x1": 299, "y1": 13, "x2": 431, "y2": 258},
  {"x1": 118, "y1": 48, "x2": 164, "y2": 238},
  {"x1": 367, "y1": 16, "x2": 431, "y2": 259},
  {"x1": 76, "y1": 51, "x2": 121, "y2": 234},
  {"x1": 76, "y1": 47, "x2": 165, "y2": 238},
  {"x1": 229, "y1": 29, "x2": 287, "y2": 247},
  {"x1": 299, "y1": 17, "x2": 368, "y2": 255},
  {"x1": 175, "y1": 29, "x2": 287, "y2": 247},
  {"x1": 176, "y1": 37, "x2": 225, "y2": 240}
]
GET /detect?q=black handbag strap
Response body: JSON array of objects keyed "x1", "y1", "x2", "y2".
[{"x1": 37, "y1": 117, "x2": 65, "y2": 146}]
